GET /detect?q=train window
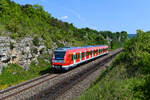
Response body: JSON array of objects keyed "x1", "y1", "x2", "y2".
[
  {"x1": 76, "y1": 54, "x2": 78, "y2": 59},
  {"x1": 79, "y1": 53, "x2": 81, "y2": 58},
  {"x1": 71, "y1": 54, "x2": 73, "y2": 60},
  {"x1": 74, "y1": 54, "x2": 76, "y2": 59},
  {"x1": 81, "y1": 53, "x2": 84, "y2": 58},
  {"x1": 54, "y1": 51, "x2": 66, "y2": 60}
]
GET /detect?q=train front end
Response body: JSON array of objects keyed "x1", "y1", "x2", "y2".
[{"x1": 51, "y1": 50, "x2": 68, "y2": 70}]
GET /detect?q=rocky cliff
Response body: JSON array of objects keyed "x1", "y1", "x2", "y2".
[{"x1": 0, "y1": 36, "x2": 50, "y2": 74}]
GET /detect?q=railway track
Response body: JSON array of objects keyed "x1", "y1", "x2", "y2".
[
  {"x1": 0, "y1": 49, "x2": 122, "y2": 100},
  {"x1": 0, "y1": 74, "x2": 59, "y2": 100}
]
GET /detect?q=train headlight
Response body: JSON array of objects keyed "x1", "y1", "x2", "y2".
[{"x1": 52, "y1": 60, "x2": 64, "y2": 63}]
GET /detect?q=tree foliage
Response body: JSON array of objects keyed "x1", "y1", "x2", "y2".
[
  {"x1": 0, "y1": 0, "x2": 128, "y2": 48},
  {"x1": 110, "y1": 30, "x2": 150, "y2": 100}
]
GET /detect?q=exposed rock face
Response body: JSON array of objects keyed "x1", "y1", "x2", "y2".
[{"x1": 0, "y1": 36, "x2": 47, "y2": 74}]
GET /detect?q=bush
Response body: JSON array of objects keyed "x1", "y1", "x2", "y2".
[
  {"x1": 32, "y1": 48, "x2": 38, "y2": 54},
  {"x1": 10, "y1": 42, "x2": 14, "y2": 50},
  {"x1": 33, "y1": 37, "x2": 40, "y2": 46},
  {"x1": 10, "y1": 33, "x2": 18, "y2": 39}
]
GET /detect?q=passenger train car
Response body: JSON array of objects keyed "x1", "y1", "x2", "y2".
[{"x1": 51, "y1": 45, "x2": 109, "y2": 70}]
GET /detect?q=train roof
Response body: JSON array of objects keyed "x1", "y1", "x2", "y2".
[{"x1": 55, "y1": 45, "x2": 108, "y2": 51}]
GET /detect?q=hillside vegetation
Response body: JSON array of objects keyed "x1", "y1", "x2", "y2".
[
  {"x1": 0, "y1": 0, "x2": 128, "y2": 49},
  {"x1": 78, "y1": 30, "x2": 150, "y2": 100}
]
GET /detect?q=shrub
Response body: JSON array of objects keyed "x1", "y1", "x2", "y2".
[
  {"x1": 32, "y1": 48, "x2": 38, "y2": 54},
  {"x1": 33, "y1": 36, "x2": 40, "y2": 46},
  {"x1": 10, "y1": 42, "x2": 14, "y2": 50},
  {"x1": 10, "y1": 33, "x2": 18, "y2": 39}
]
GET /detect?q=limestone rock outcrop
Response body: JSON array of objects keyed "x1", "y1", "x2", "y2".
[{"x1": 0, "y1": 36, "x2": 48, "y2": 74}]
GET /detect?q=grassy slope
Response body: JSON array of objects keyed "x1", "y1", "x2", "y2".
[
  {"x1": 77, "y1": 56, "x2": 138, "y2": 100},
  {"x1": 0, "y1": 56, "x2": 50, "y2": 90}
]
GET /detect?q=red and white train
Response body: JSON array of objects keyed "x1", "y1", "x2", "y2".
[{"x1": 51, "y1": 45, "x2": 109, "y2": 70}]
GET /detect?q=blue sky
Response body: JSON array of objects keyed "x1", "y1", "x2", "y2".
[{"x1": 12, "y1": 0, "x2": 150, "y2": 34}]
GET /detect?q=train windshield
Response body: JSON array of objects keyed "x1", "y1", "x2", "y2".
[{"x1": 54, "y1": 51, "x2": 66, "y2": 60}]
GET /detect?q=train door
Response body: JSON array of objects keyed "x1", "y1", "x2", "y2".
[
  {"x1": 93, "y1": 50, "x2": 95, "y2": 57},
  {"x1": 81, "y1": 52, "x2": 85, "y2": 61},
  {"x1": 70, "y1": 54, "x2": 74, "y2": 64},
  {"x1": 66, "y1": 54, "x2": 70, "y2": 65},
  {"x1": 84, "y1": 52, "x2": 86, "y2": 60},
  {"x1": 80, "y1": 52, "x2": 82, "y2": 62},
  {"x1": 75, "y1": 53, "x2": 79, "y2": 63},
  {"x1": 73, "y1": 53, "x2": 76, "y2": 64},
  {"x1": 92, "y1": 50, "x2": 94, "y2": 58},
  {"x1": 100, "y1": 49, "x2": 102, "y2": 54},
  {"x1": 90, "y1": 51, "x2": 92, "y2": 58},
  {"x1": 86, "y1": 51, "x2": 89, "y2": 59},
  {"x1": 96, "y1": 49, "x2": 98, "y2": 56},
  {"x1": 99, "y1": 49, "x2": 101, "y2": 55}
]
